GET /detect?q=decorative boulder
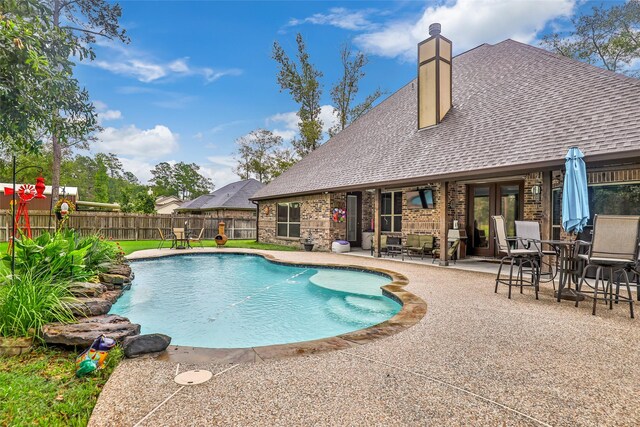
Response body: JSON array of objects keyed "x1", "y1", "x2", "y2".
[
  {"x1": 66, "y1": 298, "x2": 112, "y2": 317},
  {"x1": 42, "y1": 315, "x2": 140, "y2": 347},
  {"x1": 105, "y1": 264, "x2": 132, "y2": 279},
  {"x1": 99, "y1": 273, "x2": 127, "y2": 286},
  {"x1": 122, "y1": 334, "x2": 171, "y2": 358},
  {"x1": 69, "y1": 282, "x2": 107, "y2": 298}
]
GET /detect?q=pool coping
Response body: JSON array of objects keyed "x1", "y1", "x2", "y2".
[{"x1": 125, "y1": 249, "x2": 427, "y2": 364}]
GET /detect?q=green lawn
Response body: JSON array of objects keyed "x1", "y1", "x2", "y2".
[
  {"x1": 115, "y1": 239, "x2": 297, "y2": 255},
  {"x1": 0, "y1": 346, "x2": 122, "y2": 427},
  {"x1": 0, "y1": 239, "x2": 296, "y2": 256}
]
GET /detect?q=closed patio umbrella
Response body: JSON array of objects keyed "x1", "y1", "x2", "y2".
[{"x1": 562, "y1": 147, "x2": 590, "y2": 234}]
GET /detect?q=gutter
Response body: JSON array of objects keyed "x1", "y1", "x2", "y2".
[{"x1": 251, "y1": 200, "x2": 259, "y2": 242}]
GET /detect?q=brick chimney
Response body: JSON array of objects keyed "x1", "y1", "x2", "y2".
[{"x1": 418, "y1": 23, "x2": 452, "y2": 129}]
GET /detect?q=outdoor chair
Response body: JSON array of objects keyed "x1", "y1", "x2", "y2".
[
  {"x1": 492, "y1": 215, "x2": 541, "y2": 299},
  {"x1": 432, "y1": 239, "x2": 459, "y2": 264},
  {"x1": 156, "y1": 228, "x2": 168, "y2": 249},
  {"x1": 380, "y1": 235, "x2": 388, "y2": 255},
  {"x1": 515, "y1": 220, "x2": 557, "y2": 285},
  {"x1": 172, "y1": 227, "x2": 186, "y2": 249},
  {"x1": 575, "y1": 215, "x2": 640, "y2": 318},
  {"x1": 189, "y1": 227, "x2": 205, "y2": 248},
  {"x1": 405, "y1": 234, "x2": 435, "y2": 260}
]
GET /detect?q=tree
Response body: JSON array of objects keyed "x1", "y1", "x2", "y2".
[
  {"x1": 150, "y1": 162, "x2": 214, "y2": 199},
  {"x1": 149, "y1": 162, "x2": 175, "y2": 197},
  {"x1": 270, "y1": 148, "x2": 297, "y2": 180},
  {"x1": 46, "y1": 0, "x2": 129, "y2": 203},
  {"x1": 273, "y1": 34, "x2": 323, "y2": 157},
  {"x1": 0, "y1": 1, "x2": 97, "y2": 159},
  {"x1": 93, "y1": 158, "x2": 109, "y2": 202},
  {"x1": 233, "y1": 129, "x2": 283, "y2": 183},
  {"x1": 329, "y1": 44, "x2": 383, "y2": 137},
  {"x1": 541, "y1": 1, "x2": 640, "y2": 76},
  {"x1": 173, "y1": 162, "x2": 213, "y2": 199}
]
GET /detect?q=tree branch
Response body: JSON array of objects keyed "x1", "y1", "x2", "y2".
[{"x1": 61, "y1": 26, "x2": 114, "y2": 40}]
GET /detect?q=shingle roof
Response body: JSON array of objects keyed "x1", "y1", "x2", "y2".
[
  {"x1": 253, "y1": 40, "x2": 640, "y2": 200},
  {"x1": 178, "y1": 179, "x2": 264, "y2": 211}
]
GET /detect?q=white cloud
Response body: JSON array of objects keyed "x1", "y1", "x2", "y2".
[
  {"x1": 201, "y1": 156, "x2": 240, "y2": 189},
  {"x1": 288, "y1": 7, "x2": 378, "y2": 31},
  {"x1": 95, "y1": 124, "x2": 179, "y2": 158},
  {"x1": 93, "y1": 101, "x2": 123, "y2": 124},
  {"x1": 354, "y1": 0, "x2": 576, "y2": 60},
  {"x1": 87, "y1": 42, "x2": 243, "y2": 84},
  {"x1": 266, "y1": 105, "x2": 339, "y2": 142},
  {"x1": 118, "y1": 158, "x2": 155, "y2": 183}
]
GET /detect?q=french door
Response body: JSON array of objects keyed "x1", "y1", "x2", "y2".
[
  {"x1": 468, "y1": 182, "x2": 523, "y2": 256},
  {"x1": 346, "y1": 192, "x2": 362, "y2": 247}
]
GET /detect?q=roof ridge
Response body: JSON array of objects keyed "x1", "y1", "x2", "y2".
[{"x1": 496, "y1": 39, "x2": 640, "y2": 86}]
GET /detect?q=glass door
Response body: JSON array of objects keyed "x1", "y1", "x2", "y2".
[
  {"x1": 346, "y1": 192, "x2": 362, "y2": 247},
  {"x1": 468, "y1": 182, "x2": 523, "y2": 256},
  {"x1": 469, "y1": 185, "x2": 492, "y2": 256}
]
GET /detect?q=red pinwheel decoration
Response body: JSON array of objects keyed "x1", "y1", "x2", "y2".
[
  {"x1": 18, "y1": 184, "x2": 36, "y2": 202},
  {"x1": 4, "y1": 177, "x2": 46, "y2": 242}
]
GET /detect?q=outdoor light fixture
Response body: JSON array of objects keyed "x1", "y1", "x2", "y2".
[{"x1": 531, "y1": 184, "x2": 542, "y2": 202}]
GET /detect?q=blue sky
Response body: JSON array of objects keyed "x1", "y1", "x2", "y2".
[{"x1": 74, "y1": 0, "x2": 607, "y2": 188}]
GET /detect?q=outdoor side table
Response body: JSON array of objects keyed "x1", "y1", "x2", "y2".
[{"x1": 541, "y1": 240, "x2": 584, "y2": 302}]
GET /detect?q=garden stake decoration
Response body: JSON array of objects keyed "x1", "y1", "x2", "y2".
[{"x1": 4, "y1": 176, "x2": 46, "y2": 245}]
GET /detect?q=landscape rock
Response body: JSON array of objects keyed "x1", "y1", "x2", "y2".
[
  {"x1": 122, "y1": 334, "x2": 171, "y2": 358},
  {"x1": 42, "y1": 315, "x2": 140, "y2": 347},
  {"x1": 99, "y1": 273, "x2": 127, "y2": 285},
  {"x1": 69, "y1": 282, "x2": 107, "y2": 298},
  {"x1": 66, "y1": 297, "x2": 112, "y2": 317},
  {"x1": 105, "y1": 263, "x2": 132, "y2": 279},
  {"x1": 102, "y1": 289, "x2": 124, "y2": 304}
]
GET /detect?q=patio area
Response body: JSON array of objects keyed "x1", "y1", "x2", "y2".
[{"x1": 90, "y1": 248, "x2": 639, "y2": 426}]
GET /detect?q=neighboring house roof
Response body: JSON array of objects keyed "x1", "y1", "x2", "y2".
[
  {"x1": 0, "y1": 184, "x2": 79, "y2": 197},
  {"x1": 252, "y1": 40, "x2": 640, "y2": 200},
  {"x1": 155, "y1": 195, "x2": 183, "y2": 206},
  {"x1": 177, "y1": 179, "x2": 264, "y2": 211}
]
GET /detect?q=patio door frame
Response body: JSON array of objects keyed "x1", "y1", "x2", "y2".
[
  {"x1": 467, "y1": 181, "x2": 524, "y2": 257},
  {"x1": 346, "y1": 192, "x2": 362, "y2": 247}
]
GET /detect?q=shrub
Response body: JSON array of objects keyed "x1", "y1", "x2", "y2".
[{"x1": 0, "y1": 270, "x2": 75, "y2": 338}]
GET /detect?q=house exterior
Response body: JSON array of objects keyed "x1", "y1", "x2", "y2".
[
  {"x1": 176, "y1": 178, "x2": 264, "y2": 219},
  {"x1": 155, "y1": 195, "x2": 184, "y2": 214},
  {"x1": 251, "y1": 25, "x2": 640, "y2": 262}
]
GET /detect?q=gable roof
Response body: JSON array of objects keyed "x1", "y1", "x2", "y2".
[
  {"x1": 253, "y1": 40, "x2": 640, "y2": 200},
  {"x1": 177, "y1": 179, "x2": 264, "y2": 211}
]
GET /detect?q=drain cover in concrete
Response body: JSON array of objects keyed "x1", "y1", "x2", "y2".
[{"x1": 174, "y1": 370, "x2": 213, "y2": 385}]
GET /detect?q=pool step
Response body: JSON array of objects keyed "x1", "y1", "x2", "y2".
[
  {"x1": 344, "y1": 295, "x2": 395, "y2": 314},
  {"x1": 325, "y1": 297, "x2": 387, "y2": 325}
]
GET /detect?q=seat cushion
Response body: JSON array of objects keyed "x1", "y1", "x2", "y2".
[
  {"x1": 510, "y1": 249, "x2": 539, "y2": 256},
  {"x1": 579, "y1": 254, "x2": 635, "y2": 265}
]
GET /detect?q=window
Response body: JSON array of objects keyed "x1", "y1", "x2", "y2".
[
  {"x1": 552, "y1": 182, "x2": 640, "y2": 239},
  {"x1": 277, "y1": 202, "x2": 301, "y2": 238},
  {"x1": 381, "y1": 191, "x2": 402, "y2": 232}
]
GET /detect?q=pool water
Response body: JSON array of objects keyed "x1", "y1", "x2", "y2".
[{"x1": 109, "y1": 254, "x2": 401, "y2": 348}]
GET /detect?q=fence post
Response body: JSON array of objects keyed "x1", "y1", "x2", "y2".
[{"x1": 135, "y1": 216, "x2": 139, "y2": 241}]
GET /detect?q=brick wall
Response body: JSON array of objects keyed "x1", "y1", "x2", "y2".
[{"x1": 258, "y1": 193, "x2": 348, "y2": 251}]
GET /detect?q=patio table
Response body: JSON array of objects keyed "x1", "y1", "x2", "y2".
[
  {"x1": 171, "y1": 230, "x2": 192, "y2": 250},
  {"x1": 540, "y1": 240, "x2": 584, "y2": 302}
]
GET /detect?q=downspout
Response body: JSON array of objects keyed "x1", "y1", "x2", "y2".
[{"x1": 252, "y1": 200, "x2": 259, "y2": 242}]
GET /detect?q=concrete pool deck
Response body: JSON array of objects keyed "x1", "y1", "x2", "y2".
[{"x1": 90, "y1": 248, "x2": 640, "y2": 426}]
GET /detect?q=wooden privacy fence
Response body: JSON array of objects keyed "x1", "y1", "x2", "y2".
[{"x1": 0, "y1": 211, "x2": 257, "y2": 241}]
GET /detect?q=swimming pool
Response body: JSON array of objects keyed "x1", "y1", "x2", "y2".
[{"x1": 109, "y1": 254, "x2": 401, "y2": 348}]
